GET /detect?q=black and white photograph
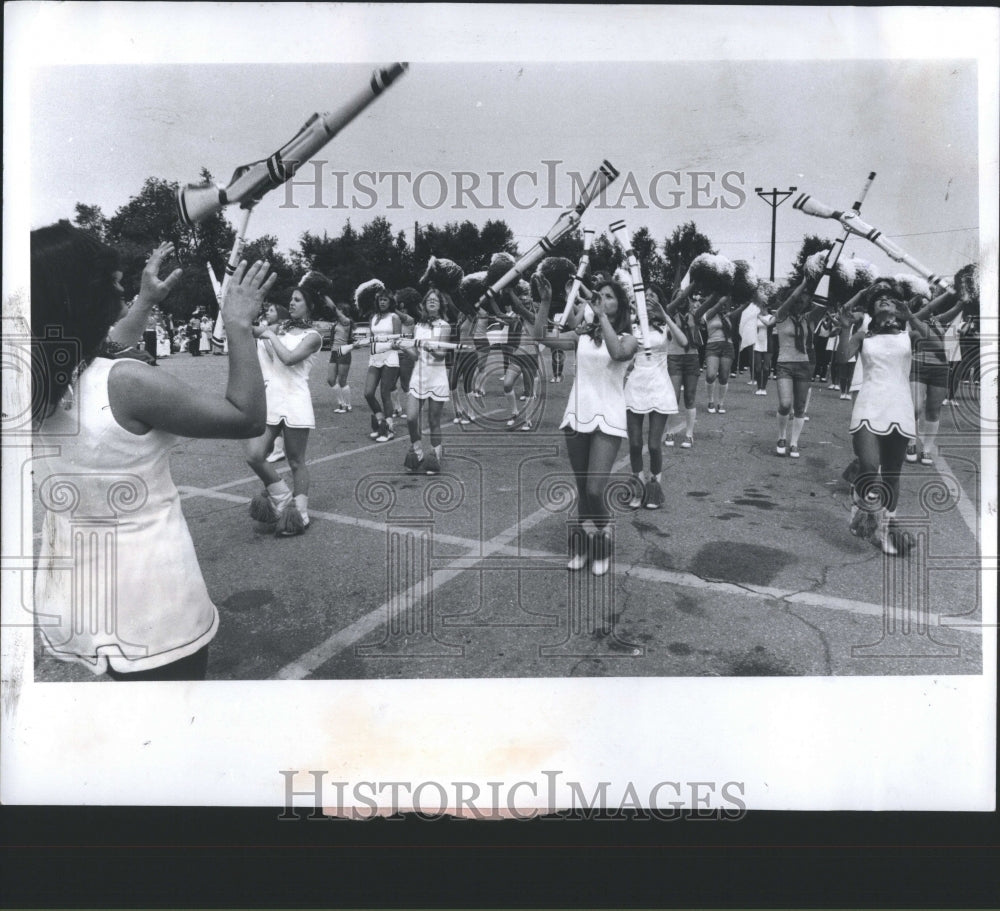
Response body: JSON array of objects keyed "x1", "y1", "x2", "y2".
[{"x1": 2, "y1": 3, "x2": 996, "y2": 814}]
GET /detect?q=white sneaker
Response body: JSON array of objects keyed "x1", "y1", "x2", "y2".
[{"x1": 266, "y1": 447, "x2": 286, "y2": 463}]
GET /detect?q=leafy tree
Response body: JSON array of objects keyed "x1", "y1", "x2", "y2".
[
  {"x1": 662, "y1": 221, "x2": 714, "y2": 296},
  {"x1": 588, "y1": 232, "x2": 622, "y2": 277},
  {"x1": 73, "y1": 203, "x2": 109, "y2": 242},
  {"x1": 630, "y1": 226, "x2": 666, "y2": 288}
]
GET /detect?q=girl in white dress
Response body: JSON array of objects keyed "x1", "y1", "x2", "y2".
[
  {"x1": 624, "y1": 285, "x2": 686, "y2": 509},
  {"x1": 534, "y1": 275, "x2": 639, "y2": 576},
  {"x1": 246, "y1": 287, "x2": 323, "y2": 536},
  {"x1": 400, "y1": 289, "x2": 452, "y2": 474},
  {"x1": 836, "y1": 284, "x2": 928, "y2": 554},
  {"x1": 32, "y1": 222, "x2": 273, "y2": 679}
]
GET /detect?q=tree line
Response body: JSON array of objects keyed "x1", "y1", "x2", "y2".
[{"x1": 74, "y1": 174, "x2": 836, "y2": 321}]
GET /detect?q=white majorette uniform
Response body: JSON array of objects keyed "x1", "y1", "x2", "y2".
[
  {"x1": 265, "y1": 327, "x2": 321, "y2": 428},
  {"x1": 850, "y1": 330, "x2": 916, "y2": 439},
  {"x1": 625, "y1": 325, "x2": 679, "y2": 415},
  {"x1": 409, "y1": 320, "x2": 451, "y2": 403},
  {"x1": 369, "y1": 312, "x2": 400, "y2": 368},
  {"x1": 560, "y1": 333, "x2": 630, "y2": 438},
  {"x1": 34, "y1": 358, "x2": 219, "y2": 675}
]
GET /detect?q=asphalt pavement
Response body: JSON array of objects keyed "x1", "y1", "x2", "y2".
[{"x1": 31, "y1": 348, "x2": 985, "y2": 681}]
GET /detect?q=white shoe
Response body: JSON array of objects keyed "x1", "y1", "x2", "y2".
[{"x1": 266, "y1": 447, "x2": 286, "y2": 463}]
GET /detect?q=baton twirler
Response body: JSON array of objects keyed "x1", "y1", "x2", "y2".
[
  {"x1": 608, "y1": 219, "x2": 651, "y2": 355},
  {"x1": 557, "y1": 228, "x2": 595, "y2": 328},
  {"x1": 793, "y1": 185, "x2": 950, "y2": 288},
  {"x1": 473, "y1": 161, "x2": 620, "y2": 314}
]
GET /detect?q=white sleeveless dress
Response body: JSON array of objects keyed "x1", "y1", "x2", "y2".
[
  {"x1": 625, "y1": 326, "x2": 679, "y2": 415},
  {"x1": 34, "y1": 358, "x2": 218, "y2": 674},
  {"x1": 265, "y1": 328, "x2": 320, "y2": 428},
  {"x1": 850, "y1": 330, "x2": 916, "y2": 439},
  {"x1": 560, "y1": 334, "x2": 630, "y2": 438}
]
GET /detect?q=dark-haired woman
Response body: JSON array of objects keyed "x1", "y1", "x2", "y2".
[
  {"x1": 32, "y1": 222, "x2": 273, "y2": 680},
  {"x1": 693, "y1": 290, "x2": 756, "y2": 419},
  {"x1": 908, "y1": 288, "x2": 964, "y2": 466},
  {"x1": 624, "y1": 285, "x2": 686, "y2": 509},
  {"x1": 245, "y1": 287, "x2": 323, "y2": 536},
  {"x1": 326, "y1": 299, "x2": 355, "y2": 414},
  {"x1": 534, "y1": 276, "x2": 639, "y2": 576},
  {"x1": 366, "y1": 289, "x2": 402, "y2": 442},
  {"x1": 836, "y1": 288, "x2": 928, "y2": 554},
  {"x1": 662, "y1": 285, "x2": 707, "y2": 448},
  {"x1": 772, "y1": 279, "x2": 825, "y2": 458}
]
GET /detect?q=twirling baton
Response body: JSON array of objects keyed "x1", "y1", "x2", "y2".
[
  {"x1": 608, "y1": 219, "x2": 651, "y2": 356},
  {"x1": 209, "y1": 206, "x2": 253, "y2": 346},
  {"x1": 177, "y1": 63, "x2": 409, "y2": 227},
  {"x1": 178, "y1": 63, "x2": 409, "y2": 344},
  {"x1": 793, "y1": 187, "x2": 950, "y2": 288},
  {"x1": 556, "y1": 228, "x2": 595, "y2": 328},
  {"x1": 474, "y1": 161, "x2": 620, "y2": 314},
  {"x1": 808, "y1": 171, "x2": 876, "y2": 306}
]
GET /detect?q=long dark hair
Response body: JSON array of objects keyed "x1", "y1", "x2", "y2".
[
  {"x1": 586, "y1": 279, "x2": 632, "y2": 348},
  {"x1": 30, "y1": 220, "x2": 123, "y2": 424}
]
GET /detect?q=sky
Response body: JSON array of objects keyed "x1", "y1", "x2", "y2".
[{"x1": 11, "y1": 5, "x2": 996, "y2": 285}]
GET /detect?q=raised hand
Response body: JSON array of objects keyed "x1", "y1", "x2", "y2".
[
  {"x1": 223, "y1": 261, "x2": 278, "y2": 331},
  {"x1": 139, "y1": 242, "x2": 184, "y2": 305}
]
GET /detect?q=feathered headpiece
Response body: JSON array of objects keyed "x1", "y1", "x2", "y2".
[
  {"x1": 688, "y1": 253, "x2": 735, "y2": 295},
  {"x1": 298, "y1": 269, "x2": 335, "y2": 302},
  {"x1": 354, "y1": 278, "x2": 387, "y2": 317}
]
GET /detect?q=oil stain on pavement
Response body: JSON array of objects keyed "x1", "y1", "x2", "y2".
[{"x1": 688, "y1": 541, "x2": 794, "y2": 586}]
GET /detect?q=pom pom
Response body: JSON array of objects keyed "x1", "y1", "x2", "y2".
[
  {"x1": 249, "y1": 490, "x2": 278, "y2": 524},
  {"x1": 894, "y1": 273, "x2": 930, "y2": 301},
  {"x1": 458, "y1": 270, "x2": 488, "y2": 317},
  {"x1": 829, "y1": 258, "x2": 856, "y2": 305},
  {"x1": 419, "y1": 256, "x2": 464, "y2": 295},
  {"x1": 485, "y1": 252, "x2": 517, "y2": 289},
  {"x1": 394, "y1": 287, "x2": 422, "y2": 320},
  {"x1": 354, "y1": 278, "x2": 387, "y2": 316},
  {"x1": 803, "y1": 249, "x2": 832, "y2": 280},
  {"x1": 538, "y1": 257, "x2": 577, "y2": 303},
  {"x1": 275, "y1": 502, "x2": 307, "y2": 536},
  {"x1": 298, "y1": 270, "x2": 335, "y2": 302},
  {"x1": 731, "y1": 260, "x2": 760, "y2": 305},
  {"x1": 756, "y1": 279, "x2": 776, "y2": 305},
  {"x1": 688, "y1": 253, "x2": 734, "y2": 294},
  {"x1": 851, "y1": 259, "x2": 878, "y2": 294}
]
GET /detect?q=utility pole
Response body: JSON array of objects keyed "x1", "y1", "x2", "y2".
[{"x1": 755, "y1": 186, "x2": 797, "y2": 281}]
